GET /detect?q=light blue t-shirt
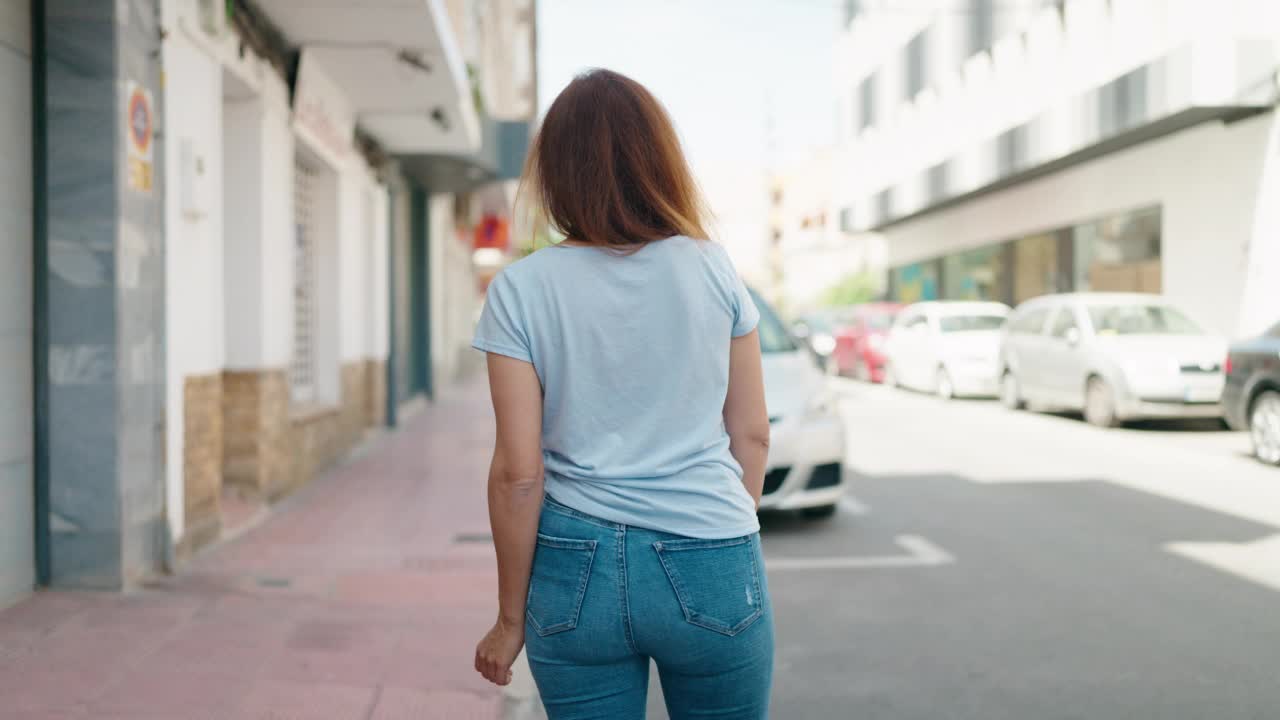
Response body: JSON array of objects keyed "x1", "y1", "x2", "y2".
[{"x1": 472, "y1": 236, "x2": 761, "y2": 539}]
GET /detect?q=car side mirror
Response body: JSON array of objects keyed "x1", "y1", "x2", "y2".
[{"x1": 1065, "y1": 328, "x2": 1081, "y2": 347}]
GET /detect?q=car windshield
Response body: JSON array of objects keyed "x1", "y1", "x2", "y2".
[
  {"x1": 1087, "y1": 304, "x2": 1201, "y2": 335},
  {"x1": 938, "y1": 314, "x2": 1006, "y2": 333},
  {"x1": 750, "y1": 289, "x2": 799, "y2": 353}
]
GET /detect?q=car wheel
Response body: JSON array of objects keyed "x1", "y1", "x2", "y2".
[
  {"x1": 802, "y1": 504, "x2": 838, "y2": 519},
  {"x1": 1250, "y1": 390, "x2": 1280, "y2": 466},
  {"x1": 936, "y1": 368, "x2": 955, "y2": 400},
  {"x1": 1085, "y1": 377, "x2": 1121, "y2": 428},
  {"x1": 1000, "y1": 371, "x2": 1024, "y2": 410}
]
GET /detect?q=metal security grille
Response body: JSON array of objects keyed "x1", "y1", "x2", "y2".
[{"x1": 291, "y1": 156, "x2": 319, "y2": 403}]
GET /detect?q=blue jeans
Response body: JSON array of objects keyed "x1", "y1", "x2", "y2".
[{"x1": 525, "y1": 495, "x2": 774, "y2": 719}]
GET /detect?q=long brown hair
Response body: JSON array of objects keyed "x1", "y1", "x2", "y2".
[{"x1": 520, "y1": 69, "x2": 710, "y2": 248}]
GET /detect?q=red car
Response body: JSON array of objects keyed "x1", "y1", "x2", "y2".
[{"x1": 831, "y1": 302, "x2": 904, "y2": 382}]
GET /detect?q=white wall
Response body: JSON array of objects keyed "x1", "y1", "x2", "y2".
[
  {"x1": 428, "y1": 193, "x2": 478, "y2": 389},
  {"x1": 337, "y1": 165, "x2": 366, "y2": 364},
  {"x1": 0, "y1": 0, "x2": 34, "y2": 606},
  {"x1": 883, "y1": 112, "x2": 1277, "y2": 338},
  {"x1": 162, "y1": 25, "x2": 226, "y2": 542},
  {"x1": 365, "y1": 185, "x2": 391, "y2": 359},
  {"x1": 222, "y1": 89, "x2": 295, "y2": 371}
]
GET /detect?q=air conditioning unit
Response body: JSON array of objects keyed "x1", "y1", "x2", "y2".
[{"x1": 197, "y1": 0, "x2": 228, "y2": 36}]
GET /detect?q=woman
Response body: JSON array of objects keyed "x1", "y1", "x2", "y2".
[{"x1": 471, "y1": 68, "x2": 773, "y2": 719}]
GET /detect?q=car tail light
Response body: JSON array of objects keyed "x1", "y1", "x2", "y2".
[{"x1": 1224, "y1": 355, "x2": 1233, "y2": 375}]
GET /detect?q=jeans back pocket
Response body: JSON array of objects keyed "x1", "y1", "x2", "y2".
[
  {"x1": 653, "y1": 535, "x2": 764, "y2": 637},
  {"x1": 526, "y1": 534, "x2": 598, "y2": 637}
]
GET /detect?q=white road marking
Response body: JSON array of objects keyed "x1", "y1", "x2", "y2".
[
  {"x1": 766, "y1": 534, "x2": 954, "y2": 571},
  {"x1": 839, "y1": 495, "x2": 869, "y2": 515},
  {"x1": 1166, "y1": 533, "x2": 1280, "y2": 593}
]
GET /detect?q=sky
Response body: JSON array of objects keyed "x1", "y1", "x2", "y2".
[{"x1": 536, "y1": 0, "x2": 841, "y2": 277}]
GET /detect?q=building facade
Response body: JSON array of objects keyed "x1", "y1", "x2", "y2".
[
  {"x1": 1, "y1": 0, "x2": 533, "y2": 609},
  {"x1": 835, "y1": 0, "x2": 1280, "y2": 337}
]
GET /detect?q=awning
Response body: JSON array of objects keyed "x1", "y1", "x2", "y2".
[{"x1": 254, "y1": 0, "x2": 481, "y2": 155}]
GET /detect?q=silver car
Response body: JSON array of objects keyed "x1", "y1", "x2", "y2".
[{"x1": 998, "y1": 293, "x2": 1227, "y2": 427}]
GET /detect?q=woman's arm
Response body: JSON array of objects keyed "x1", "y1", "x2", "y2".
[
  {"x1": 724, "y1": 329, "x2": 770, "y2": 506},
  {"x1": 475, "y1": 353, "x2": 544, "y2": 686}
]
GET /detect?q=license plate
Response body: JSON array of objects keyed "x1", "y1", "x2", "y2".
[{"x1": 1183, "y1": 385, "x2": 1220, "y2": 403}]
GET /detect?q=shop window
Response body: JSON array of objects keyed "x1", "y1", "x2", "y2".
[
  {"x1": 1073, "y1": 206, "x2": 1161, "y2": 293},
  {"x1": 892, "y1": 261, "x2": 940, "y2": 302},
  {"x1": 942, "y1": 244, "x2": 1007, "y2": 301}
]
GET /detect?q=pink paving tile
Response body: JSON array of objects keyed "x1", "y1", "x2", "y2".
[
  {"x1": 331, "y1": 570, "x2": 498, "y2": 609},
  {"x1": 0, "y1": 591, "x2": 100, "y2": 635},
  {"x1": 369, "y1": 687, "x2": 502, "y2": 720},
  {"x1": 237, "y1": 680, "x2": 377, "y2": 720},
  {"x1": 87, "y1": 666, "x2": 252, "y2": 718},
  {"x1": 0, "y1": 657, "x2": 120, "y2": 712}
]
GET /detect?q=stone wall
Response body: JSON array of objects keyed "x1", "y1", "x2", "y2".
[
  {"x1": 282, "y1": 361, "x2": 372, "y2": 501},
  {"x1": 364, "y1": 358, "x2": 387, "y2": 428},
  {"x1": 182, "y1": 374, "x2": 224, "y2": 553},
  {"x1": 222, "y1": 369, "x2": 291, "y2": 501}
]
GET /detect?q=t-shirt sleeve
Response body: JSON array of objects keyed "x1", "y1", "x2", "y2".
[
  {"x1": 472, "y1": 271, "x2": 533, "y2": 363},
  {"x1": 712, "y1": 243, "x2": 760, "y2": 338}
]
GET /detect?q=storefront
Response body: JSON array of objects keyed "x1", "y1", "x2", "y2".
[
  {"x1": 889, "y1": 204, "x2": 1164, "y2": 310},
  {"x1": 0, "y1": 0, "x2": 33, "y2": 606}
]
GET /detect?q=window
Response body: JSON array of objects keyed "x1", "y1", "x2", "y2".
[
  {"x1": 905, "y1": 30, "x2": 928, "y2": 99},
  {"x1": 1086, "y1": 304, "x2": 1202, "y2": 336},
  {"x1": 926, "y1": 162, "x2": 949, "y2": 204},
  {"x1": 892, "y1": 261, "x2": 940, "y2": 302},
  {"x1": 938, "y1": 315, "x2": 1007, "y2": 333},
  {"x1": 996, "y1": 124, "x2": 1028, "y2": 177},
  {"x1": 1074, "y1": 206, "x2": 1161, "y2": 293},
  {"x1": 838, "y1": 207, "x2": 856, "y2": 233},
  {"x1": 858, "y1": 74, "x2": 877, "y2": 132},
  {"x1": 942, "y1": 245, "x2": 1007, "y2": 301},
  {"x1": 968, "y1": 0, "x2": 994, "y2": 58},
  {"x1": 291, "y1": 155, "x2": 321, "y2": 403},
  {"x1": 875, "y1": 188, "x2": 893, "y2": 224},
  {"x1": 1268, "y1": 322, "x2": 1280, "y2": 339},
  {"x1": 1099, "y1": 66, "x2": 1148, "y2": 137},
  {"x1": 1050, "y1": 308, "x2": 1078, "y2": 339},
  {"x1": 1011, "y1": 308, "x2": 1051, "y2": 335},
  {"x1": 842, "y1": 0, "x2": 862, "y2": 26}
]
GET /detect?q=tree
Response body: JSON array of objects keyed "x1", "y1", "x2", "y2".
[{"x1": 819, "y1": 271, "x2": 881, "y2": 307}]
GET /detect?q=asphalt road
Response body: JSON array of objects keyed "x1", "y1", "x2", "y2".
[{"x1": 641, "y1": 379, "x2": 1280, "y2": 720}]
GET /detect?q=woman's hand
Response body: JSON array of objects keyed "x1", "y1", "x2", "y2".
[{"x1": 474, "y1": 616, "x2": 525, "y2": 686}]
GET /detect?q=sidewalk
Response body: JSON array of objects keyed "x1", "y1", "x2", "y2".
[{"x1": 0, "y1": 372, "x2": 522, "y2": 720}]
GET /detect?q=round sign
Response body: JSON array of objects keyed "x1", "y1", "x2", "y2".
[{"x1": 128, "y1": 88, "x2": 152, "y2": 154}]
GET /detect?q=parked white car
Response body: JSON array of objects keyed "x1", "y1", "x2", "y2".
[
  {"x1": 750, "y1": 290, "x2": 848, "y2": 518},
  {"x1": 884, "y1": 301, "x2": 1011, "y2": 399},
  {"x1": 998, "y1": 293, "x2": 1227, "y2": 427}
]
